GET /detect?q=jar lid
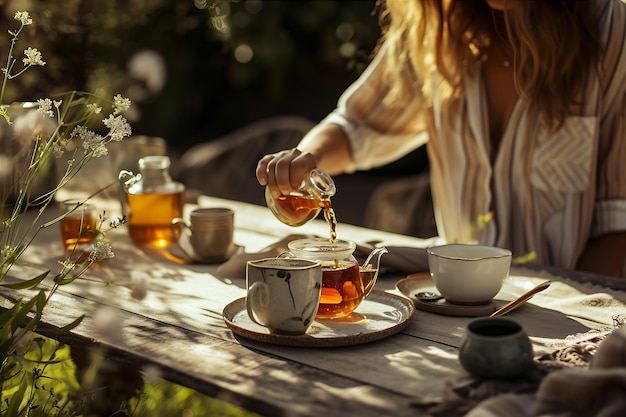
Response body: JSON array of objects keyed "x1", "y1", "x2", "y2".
[{"x1": 139, "y1": 155, "x2": 170, "y2": 169}]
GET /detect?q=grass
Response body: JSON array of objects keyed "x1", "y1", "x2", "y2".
[{"x1": 4, "y1": 335, "x2": 262, "y2": 417}]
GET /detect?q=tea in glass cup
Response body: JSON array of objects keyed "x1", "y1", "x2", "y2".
[{"x1": 59, "y1": 200, "x2": 99, "y2": 255}]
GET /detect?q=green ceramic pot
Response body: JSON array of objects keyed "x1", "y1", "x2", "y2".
[{"x1": 458, "y1": 317, "x2": 534, "y2": 379}]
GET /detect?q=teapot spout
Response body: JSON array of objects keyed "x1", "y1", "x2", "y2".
[{"x1": 360, "y1": 246, "x2": 388, "y2": 296}]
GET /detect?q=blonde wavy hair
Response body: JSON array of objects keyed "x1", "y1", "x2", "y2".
[{"x1": 376, "y1": 0, "x2": 603, "y2": 131}]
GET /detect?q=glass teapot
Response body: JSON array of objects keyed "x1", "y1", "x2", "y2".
[
  {"x1": 265, "y1": 169, "x2": 336, "y2": 227},
  {"x1": 281, "y1": 238, "x2": 387, "y2": 319}
]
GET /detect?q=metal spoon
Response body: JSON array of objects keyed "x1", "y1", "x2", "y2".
[{"x1": 415, "y1": 291, "x2": 444, "y2": 302}]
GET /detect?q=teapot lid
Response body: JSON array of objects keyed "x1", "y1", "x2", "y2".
[{"x1": 287, "y1": 238, "x2": 355, "y2": 256}]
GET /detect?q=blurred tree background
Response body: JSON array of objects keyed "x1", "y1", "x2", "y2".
[{"x1": 0, "y1": 0, "x2": 380, "y2": 152}]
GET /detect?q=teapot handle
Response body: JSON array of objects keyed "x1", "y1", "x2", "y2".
[{"x1": 360, "y1": 246, "x2": 388, "y2": 297}]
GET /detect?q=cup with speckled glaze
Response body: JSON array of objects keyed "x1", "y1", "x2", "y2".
[{"x1": 246, "y1": 258, "x2": 322, "y2": 335}]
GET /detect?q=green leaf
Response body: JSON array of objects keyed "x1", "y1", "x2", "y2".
[
  {"x1": 53, "y1": 274, "x2": 79, "y2": 285},
  {"x1": 10, "y1": 292, "x2": 43, "y2": 334},
  {"x1": 35, "y1": 291, "x2": 46, "y2": 316},
  {"x1": 5, "y1": 377, "x2": 27, "y2": 417},
  {"x1": 0, "y1": 271, "x2": 49, "y2": 290}
]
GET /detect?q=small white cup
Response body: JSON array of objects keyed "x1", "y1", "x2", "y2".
[
  {"x1": 171, "y1": 207, "x2": 234, "y2": 262},
  {"x1": 427, "y1": 244, "x2": 512, "y2": 305},
  {"x1": 246, "y1": 258, "x2": 322, "y2": 335}
]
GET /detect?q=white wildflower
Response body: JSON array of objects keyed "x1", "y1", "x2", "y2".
[
  {"x1": 70, "y1": 125, "x2": 88, "y2": 140},
  {"x1": 59, "y1": 259, "x2": 77, "y2": 270},
  {"x1": 89, "y1": 238, "x2": 114, "y2": 262},
  {"x1": 112, "y1": 94, "x2": 131, "y2": 115},
  {"x1": 82, "y1": 131, "x2": 107, "y2": 157},
  {"x1": 86, "y1": 103, "x2": 102, "y2": 114},
  {"x1": 36, "y1": 98, "x2": 54, "y2": 117},
  {"x1": 23, "y1": 47, "x2": 45, "y2": 66},
  {"x1": 52, "y1": 141, "x2": 65, "y2": 158},
  {"x1": 14, "y1": 11, "x2": 32, "y2": 26},
  {"x1": 1, "y1": 245, "x2": 14, "y2": 263},
  {"x1": 94, "y1": 305, "x2": 123, "y2": 342},
  {"x1": 130, "y1": 271, "x2": 149, "y2": 301},
  {"x1": 0, "y1": 156, "x2": 11, "y2": 179},
  {"x1": 102, "y1": 114, "x2": 132, "y2": 141}
]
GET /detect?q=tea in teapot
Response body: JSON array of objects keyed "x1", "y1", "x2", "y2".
[{"x1": 282, "y1": 238, "x2": 387, "y2": 319}]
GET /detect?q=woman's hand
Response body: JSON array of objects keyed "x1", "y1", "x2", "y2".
[
  {"x1": 256, "y1": 123, "x2": 353, "y2": 199},
  {"x1": 256, "y1": 148, "x2": 318, "y2": 199}
]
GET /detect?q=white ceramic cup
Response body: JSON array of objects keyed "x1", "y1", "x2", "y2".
[
  {"x1": 171, "y1": 207, "x2": 234, "y2": 262},
  {"x1": 427, "y1": 244, "x2": 512, "y2": 305},
  {"x1": 246, "y1": 258, "x2": 322, "y2": 335}
]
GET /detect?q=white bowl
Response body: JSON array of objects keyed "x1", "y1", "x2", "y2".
[{"x1": 427, "y1": 244, "x2": 512, "y2": 305}]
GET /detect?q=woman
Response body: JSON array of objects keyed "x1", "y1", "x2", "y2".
[{"x1": 256, "y1": 0, "x2": 626, "y2": 277}]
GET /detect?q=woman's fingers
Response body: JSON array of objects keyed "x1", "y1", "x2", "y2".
[{"x1": 256, "y1": 149, "x2": 317, "y2": 198}]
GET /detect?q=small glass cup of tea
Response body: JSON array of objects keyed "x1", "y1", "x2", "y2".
[{"x1": 59, "y1": 200, "x2": 99, "y2": 258}]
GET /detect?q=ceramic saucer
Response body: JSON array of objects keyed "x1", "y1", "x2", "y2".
[
  {"x1": 168, "y1": 233, "x2": 242, "y2": 264},
  {"x1": 396, "y1": 272, "x2": 497, "y2": 317}
]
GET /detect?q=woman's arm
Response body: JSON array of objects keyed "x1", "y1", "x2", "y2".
[{"x1": 576, "y1": 231, "x2": 626, "y2": 277}]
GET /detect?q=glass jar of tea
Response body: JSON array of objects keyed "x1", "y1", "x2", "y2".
[
  {"x1": 123, "y1": 155, "x2": 185, "y2": 248},
  {"x1": 281, "y1": 237, "x2": 386, "y2": 319},
  {"x1": 265, "y1": 169, "x2": 336, "y2": 227}
]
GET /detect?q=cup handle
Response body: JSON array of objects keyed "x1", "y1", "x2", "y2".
[
  {"x1": 246, "y1": 281, "x2": 270, "y2": 326},
  {"x1": 170, "y1": 218, "x2": 194, "y2": 260},
  {"x1": 277, "y1": 251, "x2": 294, "y2": 259}
]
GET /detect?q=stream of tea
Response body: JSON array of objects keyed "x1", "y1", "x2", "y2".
[{"x1": 321, "y1": 199, "x2": 337, "y2": 244}]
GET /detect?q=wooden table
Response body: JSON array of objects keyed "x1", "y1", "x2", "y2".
[{"x1": 3, "y1": 195, "x2": 626, "y2": 417}]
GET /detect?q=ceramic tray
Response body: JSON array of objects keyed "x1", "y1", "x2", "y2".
[
  {"x1": 396, "y1": 272, "x2": 497, "y2": 317},
  {"x1": 222, "y1": 290, "x2": 415, "y2": 347}
]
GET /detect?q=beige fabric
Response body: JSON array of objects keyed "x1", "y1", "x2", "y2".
[
  {"x1": 311, "y1": 0, "x2": 626, "y2": 272},
  {"x1": 465, "y1": 368, "x2": 626, "y2": 417}
]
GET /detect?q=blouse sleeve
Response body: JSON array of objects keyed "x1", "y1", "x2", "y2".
[
  {"x1": 312, "y1": 42, "x2": 431, "y2": 173},
  {"x1": 591, "y1": 0, "x2": 626, "y2": 237}
]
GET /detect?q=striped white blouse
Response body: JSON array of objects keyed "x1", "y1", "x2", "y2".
[{"x1": 318, "y1": 0, "x2": 626, "y2": 271}]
